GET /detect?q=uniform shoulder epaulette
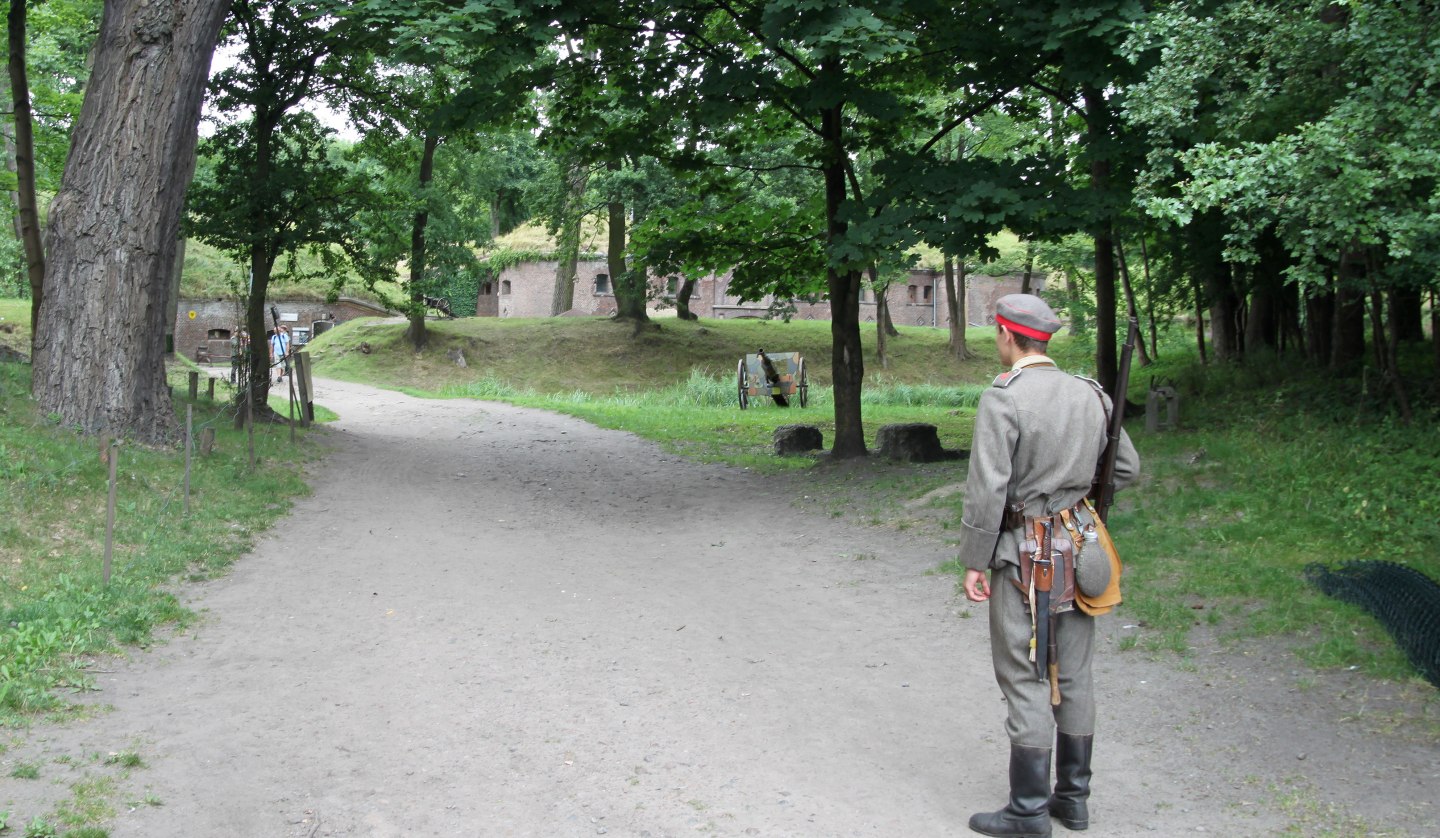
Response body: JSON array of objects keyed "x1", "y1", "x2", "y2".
[
  {"x1": 992, "y1": 368, "x2": 1025, "y2": 388},
  {"x1": 1073, "y1": 374, "x2": 1104, "y2": 394}
]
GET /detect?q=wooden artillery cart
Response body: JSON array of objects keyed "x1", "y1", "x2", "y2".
[{"x1": 737, "y1": 350, "x2": 809, "y2": 409}]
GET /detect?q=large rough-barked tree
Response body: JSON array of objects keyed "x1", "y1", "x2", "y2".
[{"x1": 31, "y1": 0, "x2": 230, "y2": 442}]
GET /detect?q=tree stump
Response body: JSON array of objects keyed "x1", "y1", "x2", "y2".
[
  {"x1": 773, "y1": 424, "x2": 823, "y2": 456},
  {"x1": 875, "y1": 423, "x2": 947, "y2": 463}
]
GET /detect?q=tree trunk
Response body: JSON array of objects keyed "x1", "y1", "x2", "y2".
[
  {"x1": 1020, "y1": 238, "x2": 1035, "y2": 295},
  {"x1": 1139, "y1": 234, "x2": 1158, "y2": 359},
  {"x1": 1193, "y1": 275, "x2": 1207, "y2": 365},
  {"x1": 1368, "y1": 280, "x2": 1412, "y2": 423},
  {"x1": 1388, "y1": 285, "x2": 1424, "y2": 343},
  {"x1": 869, "y1": 266, "x2": 898, "y2": 337},
  {"x1": 406, "y1": 131, "x2": 439, "y2": 350},
  {"x1": 1305, "y1": 281, "x2": 1335, "y2": 366},
  {"x1": 1066, "y1": 268, "x2": 1087, "y2": 336},
  {"x1": 550, "y1": 161, "x2": 587, "y2": 315},
  {"x1": 1094, "y1": 227, "x2": 1119, "y2": 393},
  {"x1": 1246, "y1": 235, "x2": 1288, "y2": 354},
  {"x1": 32, "y1": 0, "x2": 230, "y2": 443},
  {"x1": 875, "y1": 293, "x2": 888, "y2": 369},
  {"x1": 1186, "y1": 212, "x2": 1241, "y2": 361},
  {"x1": 1195, "y1": 225, "x2": 1241, "y2": 363},
  {"x1": 868, "y1": 265, "x2": 894, "y2": 369},
  {"x1": 606, "y1": 160, "x2": 648, "y2": 323},
  {"x1": 8, "y1": 1, "x2": 45, "y2": 336},
  {"x1": 1245, "y1": 279, "x2": 1278, "y2": 354},
  {"x1": 1331, "y1": 282, "x2": 1366, "y2": 369},
  {"x1": 674, "y1": 276, "x2": 698, "y2": 320},
  {"x1": 821, "y1": 88, "x2": 865, "y2": 458},
  {"x1": 944, "y1": 254, "x2": 972, "y2": 359},
  {"x1": 237, "y1": 102, "x2": 284, "y2": 427},
  {"x1": 239, "y1": 243, "x2": 278, "y2": 429},
  {"x1": 1280, "y1": 280, "x2": 1302, "y2": 356},
  {"x1": 1084, "y1": 87, "x2": 1120, "y2": 397},
  {"x1": 1209, "y1": 278, "x2": 1242, "y2": 362},
  {"x1": 880, "y1": 293, "x2": 898, "y2": 336}
]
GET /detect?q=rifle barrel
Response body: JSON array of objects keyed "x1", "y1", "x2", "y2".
[{"x1": 1094, "y1": 316, "x2": 1139, "y2": 523}]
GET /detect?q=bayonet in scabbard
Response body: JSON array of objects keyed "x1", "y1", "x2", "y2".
[{"x1": 1034, "y1": 519, "x2": 1054, "y2": 682}]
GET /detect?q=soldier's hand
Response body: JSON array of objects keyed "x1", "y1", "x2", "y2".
[{"x1": 964, "y1": 569, "x2": 990, "y2": 602}]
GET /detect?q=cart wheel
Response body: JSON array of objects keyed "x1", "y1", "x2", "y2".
[
  {"x1": 737, "y1": 358, "x2": 749, "y2": 410},
  {"x1": 797, "y1": 358, "x2": 809, "y2": 408}
]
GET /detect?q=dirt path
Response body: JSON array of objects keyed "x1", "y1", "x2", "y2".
[{"x1": 7, "y1": 380, "x2": 1438, "y2": 836}]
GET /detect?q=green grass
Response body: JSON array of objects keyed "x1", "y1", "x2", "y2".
[{"x1": 11, "y1": 761, "x2": 41, "y2": 779}]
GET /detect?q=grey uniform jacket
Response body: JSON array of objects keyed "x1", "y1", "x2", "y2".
[{"x1": 956, "y1": 365, "x2": 1140, "y2": 573}]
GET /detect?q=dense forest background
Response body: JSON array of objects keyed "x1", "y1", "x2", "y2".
[{"x1": 2, "y1": 0, "x2": 1436, "y2": 444}]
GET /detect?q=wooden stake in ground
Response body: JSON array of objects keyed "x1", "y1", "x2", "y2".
[
  {"x1": 184, "y1": 405, "x2": 193, "y2": 515},
  {"x1": 247, "y1": 385, "x2": 255, "y2": 470},
  {"x1": 104, "y1": 439, "x2": 120, "y2": 585},
  {"x1": 287, "y1": 348, "x2": 298, "y2": 445}
]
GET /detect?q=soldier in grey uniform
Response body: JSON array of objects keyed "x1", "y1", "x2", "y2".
[{"x1": 958, "y1": 294, "x2": 1140, "y2": 837}]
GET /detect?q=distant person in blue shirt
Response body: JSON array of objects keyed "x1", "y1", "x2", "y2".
[{"x1": 270, "y1": 325, "x2": 291, "y2": 383}]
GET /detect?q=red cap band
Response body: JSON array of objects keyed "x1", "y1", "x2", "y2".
[{"x1": 996, "y1": 314, "x2": 1051, "y2": 341}]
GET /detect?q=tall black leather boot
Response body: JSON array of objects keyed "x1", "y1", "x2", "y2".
[
  {"x1": 968, "y1": 744, "x2": 1052, "y2": 837},
  {"x1": 1048, "y1": 733, "x2": 1093, "y2": 831}
]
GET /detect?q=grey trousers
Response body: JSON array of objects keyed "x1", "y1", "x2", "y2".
[{"x1": 989, "y1": 562, "x2": 1096, "y2": 748}]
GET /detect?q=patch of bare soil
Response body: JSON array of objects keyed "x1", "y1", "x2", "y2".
[{"x1": 4, "y1": 379, "x2": 1437, "y2": 836}]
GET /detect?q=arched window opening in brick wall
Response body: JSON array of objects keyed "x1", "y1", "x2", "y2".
[
  {"x1": 207, "y1": 328, "x2": 231, "y2": 340},
  {"x1": 501, "y1": 280, "x2": 512, "y2": 295},
  {"x1": 595, "y1": 273, "x2": 610, "y2": 294}
]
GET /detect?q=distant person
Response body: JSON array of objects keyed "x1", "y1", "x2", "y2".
[
  {"x1": 228, "y1": 328, "x2": 241, "y2": 383},
  {"x1": 270, "y1": 325, "x2": 291, "y2": 383}
]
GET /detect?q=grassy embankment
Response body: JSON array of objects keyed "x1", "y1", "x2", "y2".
[{"x1": 307, "y1": 313, "x2": 1440, "y2": 694}]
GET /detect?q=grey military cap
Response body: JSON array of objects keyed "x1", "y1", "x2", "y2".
[{"x1": 995, "y1": 294, "x2": 1061, "y2": 340}]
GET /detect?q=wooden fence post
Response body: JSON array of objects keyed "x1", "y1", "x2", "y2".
[
  {"x1": 184, "y1": 405, "x2": 193, "y2": 515},
  {"x1": 103, "y1": 440, "x2": 120, "y2": 585}
]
